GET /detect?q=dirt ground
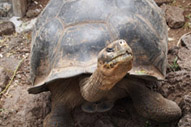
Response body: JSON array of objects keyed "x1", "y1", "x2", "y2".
[{"x1": 0, "y1": 0, "x2": 191, "y2": 127}]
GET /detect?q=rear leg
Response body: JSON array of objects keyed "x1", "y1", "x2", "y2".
[{"x1": 123, "y1": 78, "x2": 182, "y2": 122}]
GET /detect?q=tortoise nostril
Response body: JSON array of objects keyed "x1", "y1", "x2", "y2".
[{"x1": 119, "y1": 40, "x2": 125, "y2": 45}]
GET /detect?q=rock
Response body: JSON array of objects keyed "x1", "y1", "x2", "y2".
[
  {"x1": 178, "y1": 114, "x2": 191, "y2": 127},
  {"x1": 179, "y1": 93, "x2": 191, "y2": 115},
  {"x1": 177, "y1": 32, "x2": 191, "y2": 70},
  {"x1": 178, "y1": 93, "x2": 191, "y2": 127},
  {"x1": 161, "y1": 5, "x2": 185, "y2": 29},
  {"x1": 160, "y1": 70, "x2": 191, "y2": 103},
  {"x1": 154, "y1": 0, "x2": 173, "y2": 6},
  {"x1": 9, "y1": 16, "x2": 37, "y2": 33},
  {"x1": 178, "y1": 32, "x2": 191, "y2": 49},
  {"x1": 0, "y1": 21, "x2": 15, "y2": 36},
  {"x1": 0, "y1": 2, "x2": 12, "y2": 17},
  {"x1": 9, "y1": 16, "x2": 22, "y2": 30},
  {"x1": 26, "y1": 8, "x2": 41, "y2": 18},
  {"x1": 0, "y1": 67, "x2": 9, "y2": 92}
]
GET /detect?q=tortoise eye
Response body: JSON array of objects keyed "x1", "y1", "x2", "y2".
[{"x1": 106, "y1": 48, "x2": 114, "y2": 52}]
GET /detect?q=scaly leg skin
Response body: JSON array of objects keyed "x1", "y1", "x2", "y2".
[
  {"x1": 126, "y1": 79, "x2": 182, "y2": 123},
  {"x1": 43, "y1": 104, "x2": 74, "y2": 127},
  {"x1": 45, "y1": 78, "x2": 83, "y2": 127}
]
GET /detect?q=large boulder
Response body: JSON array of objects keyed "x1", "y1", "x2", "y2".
[
  {"x1": 161, "y1": 5, "x2": 185, "y2": 29},
  {"x1": 0, "y1": 67, "x2": 9, "y2": 93},
  {"x1": 178, "y1": 93, "x2": 191, "y2": 127},
  {"x1": 0, "y1": 21, "x2": 15, "y2": 36},
  {"x1": 177, "y1": 33, "x2": 191, "y2": 70}
]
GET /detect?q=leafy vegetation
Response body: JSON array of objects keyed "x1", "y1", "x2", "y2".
[{"x1": 169, "y1": 57, "x2": 180, "y2": 71}]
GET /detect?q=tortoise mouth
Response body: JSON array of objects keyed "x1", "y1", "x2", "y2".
[
  {"x1": 111, "y1": 51, "x2": 132, "y2": 61},
  {"x1": 104, "y1": 51, "x2": 133, "y2": 69}
]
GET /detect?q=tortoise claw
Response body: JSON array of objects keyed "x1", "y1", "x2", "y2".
[
  {"x1": 81, "y1": 102, "x2": 97, "y2": 113},
  {"x1": 96, "y1": 101, "x2": 114, "y2": 112}
]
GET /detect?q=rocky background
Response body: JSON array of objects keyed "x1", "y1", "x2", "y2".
[{"x1": 0, "y1": 0, "x2": 191, "y2": 127}]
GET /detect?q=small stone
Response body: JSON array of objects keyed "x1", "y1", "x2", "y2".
[
  {"x1": 10, "y1": 17, "x2": 37, "y2": 33},
  {"x1": 179, "y1": 33, "x2": 191, "y2": 49},
  {"x1": 179, "y1": 93, "x2": 191, "y2": 114},
  {"x1": 34, "y1": 1, "x2": 38, "y2": 5},
  {"x1": 17, "y1": 74, "x2": 22, "y2": 79},
  {"x1": 3, "y1": 3, "x2": 11, "y2": 12},
  {"x1": 26, "y1": 8, "x2": 41, "y2": 18},
  {"x1": 178, "y1": 33, "x2": 191, "y2": 70},
  {"x1": 154, "y1": 0, "x2": 173, "y2": 6},
  {"x1": 178, "y1": 114, "x2": 191, "y2": 127},
  {"x1": 0, "y1": 21, "x2": 15, "y2": 36},
  {"x1": 0, "y1": 10, "x2": 5, "y2": 17},
  {"x1": 0, "y1": 57, "x2": 20, "y2": 74},
  {"x1": 0, "y1": 67, "x2": 9, "y2": 92},
  {"x1": 161, "y1": 5, "x2": 185, "y2": 29},
  {"x1": 0, "y1": 2, "x2": 12, "y2": 17}
]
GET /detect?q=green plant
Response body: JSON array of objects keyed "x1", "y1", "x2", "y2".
[
  {"x1": 184, "y1": 22, "x2": 191, "y2": 29},
  {"x1": 172, "y1": 0, "x2": 176, "y2": 4},
  {"x1": 0, "y1": 108, "x2": 6, "y2": 113},
  {"x1": 169, "y1": 57, "x2": 180, "y2": 71},
  {"x1": 185, "y1": 13, "x2": 191, "y2": 20}
]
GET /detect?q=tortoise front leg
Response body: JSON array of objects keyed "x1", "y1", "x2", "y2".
[
  {"x1": 122, "y1": 78, "x2": 182, "y2": 122},
  {"x1": 43, "y1": 104, "x2": 73, "y2": 127},
  {"x1": 44, "y1": 78, "x2": 83, "y2": 127}
]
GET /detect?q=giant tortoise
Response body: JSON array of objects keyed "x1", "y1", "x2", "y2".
[{"x1": 28, "y1": 0, "x2": 181, "y2": 126}]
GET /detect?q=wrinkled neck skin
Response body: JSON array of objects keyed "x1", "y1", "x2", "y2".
[
  {"x1": 80, "y1": 67, "x2": 127, "y2": 102},
  {"x1": 80, "y1": 69, "x2": 106, "y2": 102}
]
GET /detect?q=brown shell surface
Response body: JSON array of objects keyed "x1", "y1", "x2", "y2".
[{"x1": 29, "y1": 0, "x2": 168, "y2": 94}]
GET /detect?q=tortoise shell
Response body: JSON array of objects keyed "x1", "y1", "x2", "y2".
[{"x1": 29, "y1": 0, "x2": 168, "y2": 94}]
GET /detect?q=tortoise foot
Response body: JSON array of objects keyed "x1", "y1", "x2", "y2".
[
  {"x1": 81, "y1": 102, "x2": 97, "y2": 113},
  {"x1": 43, "y1": 105, "x2": 74, "y2": 127},
  {"x1": 96, "y1": 100, "x2": 114, "y2": 112}
]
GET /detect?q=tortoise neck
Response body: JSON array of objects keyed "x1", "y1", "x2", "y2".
[{"x1": 80, "y1": 69, "x2": 113, "y2": 102}]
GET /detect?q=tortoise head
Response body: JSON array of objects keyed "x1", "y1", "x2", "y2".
[{"x1": 98, "y1": 39, "x2": 133, "y2": 77}]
